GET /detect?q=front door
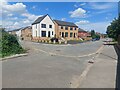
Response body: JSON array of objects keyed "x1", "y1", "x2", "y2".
[
  {"x1": 74, "y1": 33, "x2": 75, "y2": 38},
  {"x1": 48, "y1": 31, "x2": 50, "y2": 37}
]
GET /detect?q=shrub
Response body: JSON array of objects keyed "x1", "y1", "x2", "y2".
[{"x1": 0, "y1": 28, "x2": 25, "y2": 57}]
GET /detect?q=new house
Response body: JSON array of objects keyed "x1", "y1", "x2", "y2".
[
  {"x1": 21, "y1": 26, "x2": 32, "y2": 41},
  {"x1": 8, "y1": 28, "x2": 22, "y2": 38},
  {"x1": 53, "y1": 20, "x2": 78, "y2": 40},
  {"x1": 8, "y1": 26, "x2": 32, "y2": 41},
  {"x1": 32, "y1": 14, "x2": 55, "y2": 40}
]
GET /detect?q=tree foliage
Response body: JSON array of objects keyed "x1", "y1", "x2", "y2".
[
  {"x1": 91, "y1": 30, "x2": 100, "y2": 39},
  {"x1": 91, "y1": 30, "x2": 96, "y2": 39},
  {"x1": 106, "y1": 15, "x2": 120, "y2": 41},
  {"x1": 0, "y1": 28, "x2": 24, "y2": 57}
]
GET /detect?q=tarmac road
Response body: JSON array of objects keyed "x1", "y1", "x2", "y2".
[{"x1": 2, "y1": 40, "x2": 116, "y2": 88}]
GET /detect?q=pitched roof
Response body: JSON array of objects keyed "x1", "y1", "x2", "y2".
[
  {"x1": 11, "y1": 28, "x2": 23, "y2": 32},
  {"x1": 32, "y1": 14, "x2": 47, "y2": 25},
  {"x1": 54, "y1": 20, "x2": 78, "y2": 27},
  {"x1": 22, "y1": 26, "x2": 32, "y2": 30},
  {"x1": 8, "y1": 26, "x2": 31, "y2": 32},
  {"x1": 78, "y1": 28, "x2": 87, "y2": 32}
]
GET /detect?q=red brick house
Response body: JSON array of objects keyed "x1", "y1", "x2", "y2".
[{"x1": 78, "y1": 28, "x2": 91, "y2": 38}]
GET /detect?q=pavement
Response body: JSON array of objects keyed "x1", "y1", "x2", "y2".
[
  {"x1": 78, "y1": 45, "x2": 117, "y2": 88},
  {"x1": 2, "y1": 40, "x2": 118, "y2": 88}
]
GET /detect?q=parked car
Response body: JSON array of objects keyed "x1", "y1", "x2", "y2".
[
  {"x1": 50, "y1": 37, "x2": 58, "y2": 42},
  {"x1": 92, "y1": 38, "x2": 100, "y2": 41}
]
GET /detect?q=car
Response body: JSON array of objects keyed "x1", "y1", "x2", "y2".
[
  {"x1": 50, "y1": 37, "x2": 58, "y2": 42},
  {"x1": 92, "y1": 38, "x2": 100, "y2": 41}
]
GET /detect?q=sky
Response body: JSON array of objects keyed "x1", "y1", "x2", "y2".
[{"x1": 1, "y1": 0, "x2": 119, "y2": 33}]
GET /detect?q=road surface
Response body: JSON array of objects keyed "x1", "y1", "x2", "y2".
[{"x1": 2, "y1": 40, "x2": 117, "y2": 88}]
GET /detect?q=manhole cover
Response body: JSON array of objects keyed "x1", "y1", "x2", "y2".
[{"x1": 56, "y1": 50, "x2": 61, "y2": 52}]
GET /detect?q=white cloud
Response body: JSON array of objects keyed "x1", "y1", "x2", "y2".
[
  {"x1": 76, "y1": 20, "x2": 90, "y2": 25},
  {"x1": 74, "y1": 3, "x2": 86, "y2": 8},
  {"x1": 76, "y1": 21, "x2": 111, "y2": 33},
  {"x1": 61, "y1": 18, "x2": 66, "y2": 21},
  {"x1": 12, "y1": 17, "x2": 18, "y2": 20},
  {"x1": 22, "y1": 13, "x2": 41, "y2": 21},
  {"x1": 74, "y1": 4, "x2": 78, "y2": 8},
  {"x1": 69, "y1": 8, "x2": 86, "y2": 18},
  {"x1": 3, "y1": 3, "x2": 26, "y2": 13},
  {"x1": 14, "y1": 22, "x2": 19, "y2": 26},
  {"x1": 7, "y1": 13, "x2": 13, "y2": 17},
  {"x1": 2, "y1": 3, "x2": 27, "y2": 18},
  {"x1": 1, "y1": 1, "x2": 42, "y2": 30},
  {"x1": 80, "y1": 3, "x2": 86, "y2": 6},
  {"x1": 89, "y1": 2, "x2": 115, "y2": 10},
  {"x1": 7, "y1": 17, "x2": 18, "y2": 20},
  {"x1": 23, "y1": 19, "x2": 30, "y2": 24}
]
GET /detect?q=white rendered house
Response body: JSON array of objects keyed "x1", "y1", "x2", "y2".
[{"x1": 32, "y1": 14, "x2": 55, "y2": 39}]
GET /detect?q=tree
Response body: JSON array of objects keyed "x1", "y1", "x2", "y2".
[
  {"x1": 106, "y1": 14, "x2": 120, "y2": 41},
  {"x1": 91, "y1": 30, "x2": 96, "y2": 39},
  {"x1": 91, "y1": 30, "x2": 100, "y2": 39}
]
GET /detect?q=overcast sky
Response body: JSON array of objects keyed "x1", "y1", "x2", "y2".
[{"x1": 1, "y1": 0, "x2": 118, "y2": 33}]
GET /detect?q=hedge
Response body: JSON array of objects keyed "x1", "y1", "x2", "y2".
[{"x1": 0, "y1": 28, "x2": 25, "y2": 57}]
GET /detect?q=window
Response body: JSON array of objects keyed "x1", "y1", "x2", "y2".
[
  {"x1": 70, "y1": 27, "x2": 73, "y2": 30},
  {"x1": 74, "y1": 27, "x2": 76, "y2": 30},
  {"x1": 65, "y1": 26, "x2": 68, "y2": 30},
  {"x1": 36, "y1": 24, "x2": 37, "y2": 29},
  {"x1": 61, "y1": 26, "x2": 63, "y2": 29},
  {"x1": 41, "y1": 24, "x2": 46, "y2": 28},
  {"x1": 41, "y1": 31, "x2": 46, "y2": 37},
  {"x1": 62, "y1": 32, "x2": 64, "y2": 37},
  {"x1": 60, "y1": 32, "x2": 61, "y2": 35},
  {"x1": 76, "y1": 33, "x2": 77, "y2": 37},
  {"x1": 70, "y1": 33, "x2": 73, "y2": 37},
  {"x1": 49, "y1": 25, "x2": 52, "y2": 28},
  {"x1": 48, "y1": 31, "x2": 50, "y2": 37},
  {"x1": 65, "y1": 32, "x2": 68, "y2": 37},
  {"x1": 52, "y1": 31, "x2": 53, "y2": 35},
  {"x1": 36, "y1": 31, "x2": 37, "y2": 37}
]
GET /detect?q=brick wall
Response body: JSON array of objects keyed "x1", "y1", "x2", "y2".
[
  {"x1": 54, "y1": 22, "x2": 78, "y2": 40},
  {"x1": 21, "y1": 27, "x2": 32, "y2": 41}
]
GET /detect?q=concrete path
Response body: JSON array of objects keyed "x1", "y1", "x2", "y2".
[{"x1": 79, "y1": 45, "x2": 117, "y2": 88}]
